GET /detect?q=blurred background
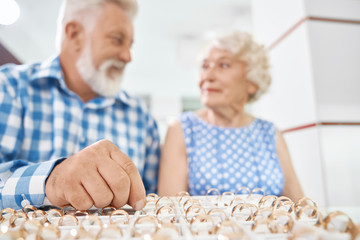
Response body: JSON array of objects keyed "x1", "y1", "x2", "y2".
[{"x1": 1, "y1": 0, "x2": 359, "y2": 220}]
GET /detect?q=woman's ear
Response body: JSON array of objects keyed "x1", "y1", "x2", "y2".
[
  {"x1": 247, "y1": 80, "x2": 259, "y2": 95},
  {"x1": 64, "y1": 21, "x2": 85, "y2": 52}
]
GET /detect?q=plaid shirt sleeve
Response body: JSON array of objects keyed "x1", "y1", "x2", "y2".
[
  {"x1": 142, "y1": 113, "x2": 161, "y2": 194},
  {"x1": 0, "y1": 67, "x2": 63, "y2": 209}
]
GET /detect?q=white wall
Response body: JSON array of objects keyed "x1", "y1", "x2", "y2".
[{"x1": 251, "y1": 0, "x2": 360, "y2": 210}]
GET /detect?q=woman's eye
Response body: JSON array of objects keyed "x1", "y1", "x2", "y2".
[
  {"x1": 220, "y1": 62, "x2": 230, "y2": 68},
  {"x1": 201, "y1": 63, "x2": 209, "y2": 70}
]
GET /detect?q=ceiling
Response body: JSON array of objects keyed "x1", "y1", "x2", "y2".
[
  {"x1": 0, "y1": 0, "x2": 252, "y2": 98},
  {"x1": 0, "y1": 0, "x2": 252, "y2": 64}
]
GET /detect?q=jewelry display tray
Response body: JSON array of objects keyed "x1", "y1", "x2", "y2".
[{"x1": 1, "y1": 192, "x2": 358, "y2": 239}]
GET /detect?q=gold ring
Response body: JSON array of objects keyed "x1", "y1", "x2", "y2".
[
  {"x1": 253, "y1": 207, "x2": 273, "y2": 220},
  {"x1": 96, "y1": 224, "x2": 123, "y2": 239},
  {"x1": 288, "y1": 226, "x2": 320, "y2": 240},
  {"x1": 220, "y1": 192, "x2": 234, "y2": 206},
  {"x1": 156, "y1": 205, "x2": 176, "y2": 223},
  {"x1": 65, "y1": 227, "x2": 95, "y2": 239},
  {"x1": 274, "y1": 200, "x2": 294, "y2": 214},
  {"x1": 46, "y1": 208, "x2": 63, "y2": 225},
  {"x1": 185, "y1": 205, "x2": 206, "y2": 223},
  {"x1": 58, "y1": 214, "x2": 79, "y2": 226},
  {"x1": 294, "y1": 197, "x2": 318, "y2": 215},
  {"x1": 323, "y1": 211, "x2": 356, "y2": 234},
  {"x1": 295, "y1": 205, "x2": 318, "y2": 220},
  {"x1": 215, "y1": 219, "x2": 245, "y2": 237},
  {"x1": 109, "y1": 209, "x2": 130, "y2": 225},
  {"x1": 235, "y1": 187, "x2": 251, "y2": 196},
  {"x1": 314, "y1": 211, "x2": 324, "y2": 228},
  {"x1": 176, "y1": 191, "x2": 190, "y2": 198},
  {"x1": 22, "y1": 205, "x2": 37, "y2": 216},
  {"x1": 267, "y1": 210, "x2": 294, "y2": 233},
  {"x1": 133, "y1": 215, "x2": 159, "y2": 237},
  {"x1": 100, "y1": 206, "x2": 116, "y2": 216},
  {"x1": 145, "y1": 193, "x2": 159, "y2": 205},
  {"x1": 248, "y1": 188, "x2": 265, "y2": 199},
  {"x1": 230, "y1": 197, "x2": 246, "y2": 208},
  {"x1": 80, "y1": 215, "x2": 103, "y2": 230},
  {"x1": 31, "y1": 209, "x2": 48, "y2": 224},
  {"x1": 207, "y1": 208, "x2": 228, "y2": 223},
  {"x1": 155, "y1": 196, "x2": 174, "y2": 209},
  {"x1": 272, "y1": 196, "x2": 292, "y2": 207},
  {"x1": 231, "y1": 203, "x2": 257, "y2": 221},
  {"x1": 179, "y1": 194, "x2": 191, "y2": 206},
  {"x1": 183, "y1": 198, "x2": 201, "y2": 212},
  {"x1": 36, "y1": 223, "x2": 61, "y2": 240},
  {"x1": 62, "y1": 204, "x2": 76, "y2": 215},
  {"x1": 157, "y1": 222, "x2": 179, "y2": 233},
  {"x1": 155, "y1": 222, "x2": 180, "y2": 238},
  {"x1": 272, "y1": 196, "x2": 294, "y2": 213},
  {"x1": 9, "y1": 211, "x2": 28, "y2": 228},
  {"x1": 20, "y1": 219, "x2": 42, "y2": 235},
  {"x1": 0, "y1": 231, "x2": 23, "y2": 239},
  {"x1": 206, "y1": 188, "x2": 220, "y2": 205},
  {"x1": 251, "y1": 217, "x2": 270, "y2": 233},
  {"x1": 1, "y1": 208, "x2": 16, "y2": 222},
  {"x1": 258, "y1": 195, "x2": 277, "y2": 209},
  {"x1": 75, "y1": 210, "x2": 89, "y2": 217},
  {"x1": 190, "y1": 214, "x2": 215, "y2": 235}
]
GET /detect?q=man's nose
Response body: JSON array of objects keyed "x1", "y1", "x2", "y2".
[{"x1": 118, "y1": 47, "x2": 131, "y2": 63}]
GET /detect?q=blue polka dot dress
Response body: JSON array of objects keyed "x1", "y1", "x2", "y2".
[{"x1": 179, "y1": 111, "x2": 284, "y2": 196}]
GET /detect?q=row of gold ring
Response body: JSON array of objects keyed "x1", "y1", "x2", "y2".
[
  {"x1": 1, "y1": 221, "x2": 124, "y2": 240},
  {"x1": 189, "y1": 214, "x2": 249, "y2": 237},
  {"x1": 132, "y1": 215, "x2": 180, "y2": 237},
  {"x1": 0, "y1": 204, "x2": 131, "y2": 220},
  {"x1": 0, "y1": 208, "x2": 130, "y2": 229},
  {"x1": 1, "y1": 208, "x2": 358, "y2": 238}
]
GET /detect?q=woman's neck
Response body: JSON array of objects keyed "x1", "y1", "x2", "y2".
[{"x1": 198, "y1": 106, "x2": 253, "y2": 128}]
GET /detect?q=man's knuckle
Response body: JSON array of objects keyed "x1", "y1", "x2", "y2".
[
  {"x1": 117, "y1": 173, "x2": 131, "y2": 187},
  {"x1": 94, "y1": 193, "x2": 113, "y2": 208},
  {"x1": 121, "y1": 160, "x2": 137, "y2": 175},
  {"x1": 69, "y1": 195, "x2": 92, "y2": 210}
]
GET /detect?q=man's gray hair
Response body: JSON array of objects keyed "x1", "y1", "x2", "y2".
[{"x1": 56, "y1": 0, "x2": 138, "y2": 49}]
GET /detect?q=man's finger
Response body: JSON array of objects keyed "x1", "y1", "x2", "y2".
[
  {"x1": 97, "y1": 158, "x2": 131, "y2": 208},
  {"x1": 81, "y1": 168, "x2": 114, "y2": 208},
  {"x1": 108, "y1": 144, "x2": 146, "y2": 210},
  {"x1": 64, "y1": 182, "x2": 93, "y2": 210}
]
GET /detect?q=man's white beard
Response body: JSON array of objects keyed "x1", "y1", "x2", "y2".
[{"x1": 76, "y1": 42, "x2": 126, "y2": 97}]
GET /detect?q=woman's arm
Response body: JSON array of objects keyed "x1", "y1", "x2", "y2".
[
  {"x1": 276, "y1": 129, "x2": 304, "y2": 202},
  {"x1": 158, "y1": 120, "x2": 189, "y2": 196}
]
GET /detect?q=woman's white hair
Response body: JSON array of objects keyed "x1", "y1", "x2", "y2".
[
  {"x1": 201, "y1": 31, "x2": 271, "y2": 103},
  {"x1": 56, "y1": 0, "x2": 138, "y2": 50}
]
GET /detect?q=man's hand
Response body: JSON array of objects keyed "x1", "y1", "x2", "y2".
[{"x1": 45, "y1": 140, "x2": 146, "y2": 210}]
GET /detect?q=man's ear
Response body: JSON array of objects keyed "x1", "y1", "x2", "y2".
[{"x1": 64, "y1": 21, "x2": 85, "y2": 52}]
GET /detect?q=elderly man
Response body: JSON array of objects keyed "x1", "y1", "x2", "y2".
[{"x1": 0, "y1": 0, "x2": 160, "y2": 210}]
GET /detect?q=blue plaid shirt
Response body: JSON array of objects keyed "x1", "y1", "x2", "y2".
[{"x1": 0, "y1": 56, "x2": 160, "y2": 209}]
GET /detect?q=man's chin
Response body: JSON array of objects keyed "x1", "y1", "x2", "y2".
[{"x1": 95, "y1": 80, "x2": 123, "y2": 97}]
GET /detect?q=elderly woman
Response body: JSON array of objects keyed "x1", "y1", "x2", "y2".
[{"x1": 158, "y1": 31, "x2": 303, "y2": 201}]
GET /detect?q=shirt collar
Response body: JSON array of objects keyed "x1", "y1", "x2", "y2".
[
  {"x1": 29, "y1": 55, "x2": 63, "y2": 83},
  {"x1": 29, "y1": 55, "x2": 131, "y2": 107}
]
